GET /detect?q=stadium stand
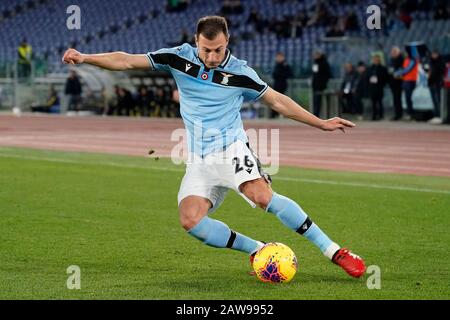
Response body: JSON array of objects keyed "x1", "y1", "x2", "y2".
[
  {"x1": 0, "y1": 0, "x2": 449, "y2": 120},
  {"x1": 1, "y1": 0, "x2": 448, "y2": 76}
]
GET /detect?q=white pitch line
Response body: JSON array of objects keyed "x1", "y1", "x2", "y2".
[
  {"x1": 0, "y1": 153, "x2": 185, "y2": 174},
  {"x1": 1, "y1": 152, "x2": 450, "y2": 195},
  {"x1": 276, "y1": 176, "x2": 450, "y2": 195}
]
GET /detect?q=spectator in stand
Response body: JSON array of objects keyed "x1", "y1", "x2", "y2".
[
  {"x1": 344, "y1": 10, "x2": 359, "y2": 32},
  {"x1": 434, "y1": 5, "x2": 449, "y2": 20},
  {"x1": 171, "y1": 28, "x2": 193, "y2": 46},
  {"x1": 247, "y1": 7, "x2": 267, "y2": 34},
  {"x1": 398, "y1": 8, "x2": 413, "y2": 29},
  {"x1": 180, "y1": 29, "x2": 193, "y2": 45},
  {"x1": 167, "y1": 0, "x2": 190, "y2": 13},
  {"x1": 367, "y1": 54, "x2": 389, "y2": 121},
  {"x1": 268, "y1": 16, "x2": 291, "y2": 39},
  {"x1": 290, "y1": 17, "x2": 304, "y2": 38},
  {"x1": 307, "y1": 0, "x2": 331, "y2": 27},
  {"x1": 383, "y1": 0, "x2": 398, "y2": 16},
  {"x1": 221, "y1": 0, "x2": 243, "y2": 15},
  {"x1": 247, "y1": 7, "x2": 259, "y2": 25},
  {"x1": 297, "y1": 11, "x2": 309, "y2": 27}
]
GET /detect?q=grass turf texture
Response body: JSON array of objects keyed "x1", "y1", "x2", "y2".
[{"x1": 0, "y1": 147, "x2": 449, "y2": 299}]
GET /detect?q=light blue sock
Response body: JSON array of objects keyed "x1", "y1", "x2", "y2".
[
  {"x1": 266, "y1": 192, "x2": 339, "y2": 259},
  {"x1": 188, "y1": 216, "x2": 261, "y2": 254}
]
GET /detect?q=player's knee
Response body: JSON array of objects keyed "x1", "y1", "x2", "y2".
[
  {"x1": 244, "y1": 189, "x2": 271, "y2": 208},
  {"x1": 253, "y1": 192, "x2": 272, "y2": 209},
  {"x1": 179, "y1": 213, "x2": 200, "y2": 231},
  {"x1": 178, "y1": 197, "x2": 210, "y2": 231},
  {"x1": 240, "y1": 179, "x2": 272, "y2": 209}
]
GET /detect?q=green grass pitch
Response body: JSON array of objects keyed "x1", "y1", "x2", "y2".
[{"x1": 0, "y1": 147, "x2": 449, "y2": 299}]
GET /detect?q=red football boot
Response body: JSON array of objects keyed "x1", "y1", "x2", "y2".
[
  {"x1": 332, "y1": 248, "x2": 366, "y2": 278},
  {"x1": 249, "y1": 252, "x2": 256, "y2": 276},
  {"x1": 249, "y1": 242, "x2": 267, "y2": 276}
]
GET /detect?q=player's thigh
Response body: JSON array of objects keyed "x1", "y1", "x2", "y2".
[
  {"x1": 225, "y1": 140, "x2": 273, "y2": 209},
  {"x1": 178, "y1": 195, "x2": 212, "y2": 231},
  {"x1": 239, "y1": 177, "x2": 273, "y2": 210},
  {"x1": 177, "y1": 163, "x2": 227, "y2": 229}
]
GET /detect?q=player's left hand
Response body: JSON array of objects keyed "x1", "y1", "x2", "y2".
[{"x1": 320, "y1": 117, "x2": 355, "y2": 133}]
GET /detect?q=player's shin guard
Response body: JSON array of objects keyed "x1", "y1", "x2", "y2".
[
  {"x1": 188, "y1": 216, "x2": 260, "y2": 254},
  {"x1": 266, "y1": 192, "x2": 340, "y2": 259}
]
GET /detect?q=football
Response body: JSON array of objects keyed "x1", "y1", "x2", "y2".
[{"x1": 253, "y1": 242, "x2": 298, "y2": 283}]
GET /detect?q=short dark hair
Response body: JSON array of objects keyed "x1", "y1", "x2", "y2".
[{"x1": 196, "y1": 16, "x2": 228, "y2": 40}]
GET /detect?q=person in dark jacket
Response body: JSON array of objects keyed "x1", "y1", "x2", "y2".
[
  {"x1": 116, "y1": 87, "x2": 135, "y2": 116},
  {"x1": 136, "y1": 86, "x2": 153, "y2": 117},
  {"x1": 388, "y1": 46, "x2": 405, "y2": 120},
  {"x1": 65, "y1": 70, "x2": 82, "y2": 111},
  {"x1": 311, "y1": 50, "x2": 331, "y2": 117},
  {"x1": 354, "y1": 61, "x2": 369, "y2": 119},
  {"x1": 154, "y1": 86, "x2": 169, "y2": 117},
  {"x1": 367, "y1": 54, "x2": 389, "y2": 120},
  {"x1": 340, "y1": 63, "x2": 358, "y2": 115},
  {"x1": 271, "y1": 52, "x2": 293, "y2": 118},
  {"x1": 427, "y1": 49, "x2": 446, "y2": 122}
]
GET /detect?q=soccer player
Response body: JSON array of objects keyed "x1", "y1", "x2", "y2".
[{"x1": 62, "y1": 16, "x2": 366, "y2": 278}]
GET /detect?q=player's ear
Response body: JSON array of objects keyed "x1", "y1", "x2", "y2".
[{"x1": 194, "y1": 34, "x2": 198, "y2": 47}]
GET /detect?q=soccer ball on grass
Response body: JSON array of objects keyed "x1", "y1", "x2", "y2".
[{"x1": 252, "y1": 242, "x2": 298, "y2": 283}]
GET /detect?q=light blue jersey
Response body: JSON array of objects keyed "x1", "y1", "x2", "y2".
[{"x1": 147, "y1": 43, "x2": 268, "y2": 157}]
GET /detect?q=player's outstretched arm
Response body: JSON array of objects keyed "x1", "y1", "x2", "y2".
[
  {"x1": 261, "y1": 87, "x2": 355, "y2": 132},
  {"x1": 62, "y1": 48, "x2": 150, "y2": 71}
]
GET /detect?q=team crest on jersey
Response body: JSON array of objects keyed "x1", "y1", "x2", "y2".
[
  {"x1": 220, "y1": 72, "x2": 234, "y2": 85},
  {"x1": 201, "y1": 72, "x2": 208, "y2": 80}
]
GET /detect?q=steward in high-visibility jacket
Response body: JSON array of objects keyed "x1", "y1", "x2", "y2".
[
  {"x1": 17, "y1": 40, "x2": 32, "y2": 78},
  {"x1": 394, "y1": 45, "x2": 419, "y2": 117},
  {"x1": 18, "y1": 43, "x2": 32, "y2": 64}
]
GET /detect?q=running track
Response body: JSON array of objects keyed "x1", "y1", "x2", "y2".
[{"x1": 1, "y1": 114, "x2": 450, "y2": 177}]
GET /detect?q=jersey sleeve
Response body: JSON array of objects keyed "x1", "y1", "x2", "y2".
[
  {"x1": 240, "y1": 64, "x2": 268, "y2": 101},
  {"x1": 146, "y1": 44, "x2": 186, "y2": 73}
]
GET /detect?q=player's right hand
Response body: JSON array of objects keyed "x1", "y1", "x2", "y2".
[{"x1": 62, "y1": 48, "x2": 84, "y2": 65}]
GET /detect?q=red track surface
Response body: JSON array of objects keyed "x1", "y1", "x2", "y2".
[{"x1": 1, "y1": 114, "x2": 450, "y2": 177}]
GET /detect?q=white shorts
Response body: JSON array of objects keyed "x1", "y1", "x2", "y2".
[{"x1": 177, "y1": 139, "x2": 271, "y2": 213}]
